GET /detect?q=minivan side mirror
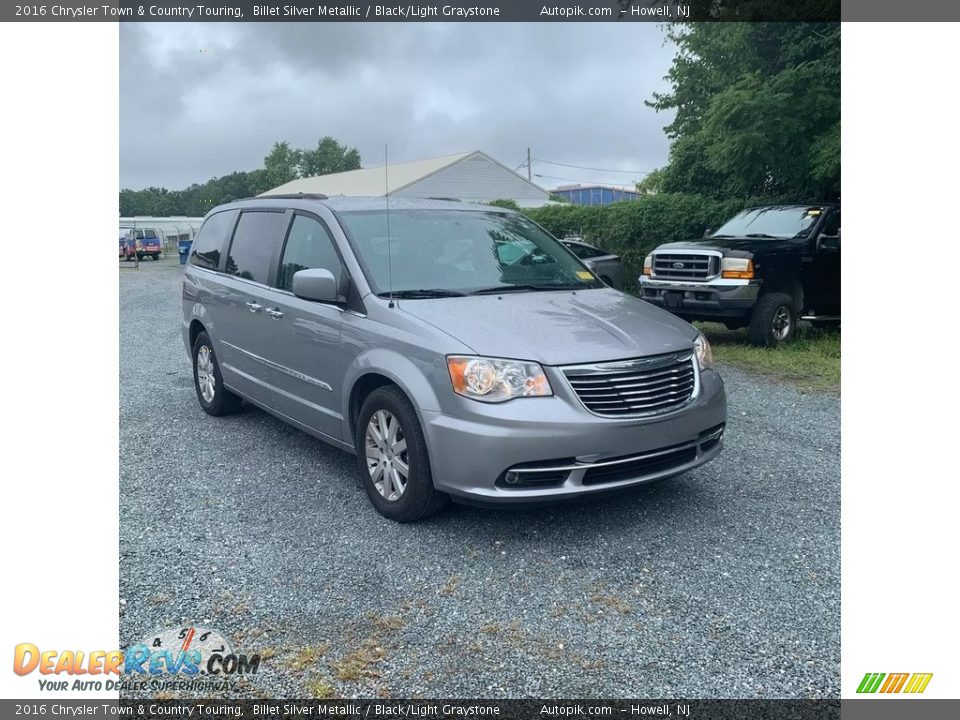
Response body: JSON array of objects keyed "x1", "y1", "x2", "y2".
[{"x1": 292, "y1": 268, "x2": 339, "y2": 303}]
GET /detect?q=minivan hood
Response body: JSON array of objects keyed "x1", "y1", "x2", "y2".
[{"x1": 397, "y1": 289, "x2": 697, "y2": 366}]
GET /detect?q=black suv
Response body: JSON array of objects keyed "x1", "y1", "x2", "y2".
[{"x1": 639, "y1": 204, "x2": 840, "y2": 346}]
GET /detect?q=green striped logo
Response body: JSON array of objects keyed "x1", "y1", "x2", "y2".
[{"x1": 857, "y1": 672, "x2": 932, "y2": 694}]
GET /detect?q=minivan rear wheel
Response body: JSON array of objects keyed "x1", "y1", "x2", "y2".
[
  {"x1": 355, "y1": 386, "x2": 447, "y2": 522},
  {"x1": 192, "y1": 331, "x2": 242, "y2": 416}
]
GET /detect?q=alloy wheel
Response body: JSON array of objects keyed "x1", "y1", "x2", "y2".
[
  {"x1": 772, "y1": 306, "x2": 792, "y2": 341},
  {"x1": 196, "y1": 345, "x2": 216, "y2": 403},
  {"x1": 365, "y1": 410, "x2": 409, "y2": 501}
]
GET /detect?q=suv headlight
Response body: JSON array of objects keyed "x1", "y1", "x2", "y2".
[
  {"x1": 446, "y1": 356, "x2": 552, "y2": 402},
  {"x1": 721, "y1": 257, "x2": 754, "y2": 279},
  {"x1": 694, "y1": 333, "x2": 714, "y2": 370},
  {"x1": 642, "y1": 254, "x2": 653, "y2": 276}
]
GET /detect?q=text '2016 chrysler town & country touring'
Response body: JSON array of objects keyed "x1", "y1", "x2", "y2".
[{"x1": 182, "y1": 196, "x2": 727, "y2": 522}]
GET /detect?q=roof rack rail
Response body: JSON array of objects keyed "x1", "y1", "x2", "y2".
[
  {"x1": 259, "y1": 192, "x2": 329, "y2": 200},
  {"x1": 426, "y1": 196, "x2": 460, "y2": 202}
]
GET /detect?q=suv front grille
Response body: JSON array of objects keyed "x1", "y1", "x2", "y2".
[
  {"x1": 562, "y1": 352, "x2": 698, "y2": 418},
  {"x1": 652, "y1": 253, "x2": 718, "y2": 280}
]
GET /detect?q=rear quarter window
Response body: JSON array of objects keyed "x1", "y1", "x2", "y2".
[{"x1": 189, "y1": 210, "x2": 238, "y2": 271}]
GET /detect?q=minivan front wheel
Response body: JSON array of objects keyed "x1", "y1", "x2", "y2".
[
  {"x1": 192, "y1": 331, "x2": 241, "y2": 416},
  {"x1": 356, "y1": 386, "x2": 447, "y2": 522}
]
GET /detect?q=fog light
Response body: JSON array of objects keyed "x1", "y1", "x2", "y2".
[{"x1": 505, "y1": 471, "x2": 520, "y2": 484}]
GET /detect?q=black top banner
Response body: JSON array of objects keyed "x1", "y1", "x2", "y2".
[{"x1": 7, "y1": 0, "x2": 850, "y2": 23}]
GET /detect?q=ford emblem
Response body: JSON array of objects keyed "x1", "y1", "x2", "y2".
[{"x1": 672, "y1": 262, "x2": 685, "y2": 269}]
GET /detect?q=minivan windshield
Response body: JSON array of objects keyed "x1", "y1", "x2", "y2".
[
  {"x1": 712, "y1": 206, "x2": 825, "y2": 239},
  {"x1": 339, "y1": 209, "x2": 602, "y2": 296}
]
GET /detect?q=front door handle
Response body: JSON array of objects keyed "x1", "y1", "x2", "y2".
[
  {"x1": 246, "y1": 300, "x2": 263, "y2": 313},
  {"x1": 265, "y1": 308, "x2": 284, "y2": 320}
]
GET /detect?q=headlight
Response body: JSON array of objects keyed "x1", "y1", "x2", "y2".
[
  {"x1": 694, "y1": 333, "x2": 714, "y2": 370},
  {"x1": 721, "y1": 257, "x2": 754, "y2": 279},
  {"x1": 446, "y1": 356, "x2": 552, "y2": 402},
  {"x1": 642, "y1": 254, "x2": 653, "y2": 276}
]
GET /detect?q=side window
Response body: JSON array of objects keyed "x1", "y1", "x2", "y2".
[
  {"x1": 226, "y1": 211, "x2": 288, "y2": 284},
  {"x1": 277, "y1": 215, "x2": 344, "y2": 292},
  {"x1": 569, "y1": 243, "x2": 603, "y2": 259},
  {"x1": 822, "y1": 211, "x2": 840, "y2": 236},
  {"x1": 189, "y1": 210, "x2": 237, "y2": 271}
]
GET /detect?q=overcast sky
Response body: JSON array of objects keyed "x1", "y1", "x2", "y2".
[{"x1": 120, "y1": 23, "x2": 676, "y2": 192}]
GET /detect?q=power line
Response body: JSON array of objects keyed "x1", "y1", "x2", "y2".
[{"x1": 533, "y1": 158, "x2": 654, "y2": 175}]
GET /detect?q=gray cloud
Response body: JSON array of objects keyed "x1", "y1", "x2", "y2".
[{"x1": 120, "y1": 22, "x2": 676, "y2": 191}]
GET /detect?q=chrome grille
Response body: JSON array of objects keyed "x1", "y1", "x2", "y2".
[
  {"x1": 563, "y1": 352, "x2": 698, "y2": 418},
  {"x1": 652, "y1": 252, "x2": 718, "y2": 280}
]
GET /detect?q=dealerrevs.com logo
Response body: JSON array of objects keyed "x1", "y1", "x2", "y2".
[
  {"x1": 856, "y1": 672, "x2": 933, "y2": 694},
  {"x1": 13, "y1": 626, "x2": 261, "y2": 692}
]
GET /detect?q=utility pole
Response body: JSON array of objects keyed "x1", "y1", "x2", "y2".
[{"x1": 527, "y1": 147, "x2": 532, "y2": 181}]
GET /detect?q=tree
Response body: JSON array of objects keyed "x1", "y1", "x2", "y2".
[
  {"x1": 649, "y1": 23, "x2": 839, "y2": 201},
  {"x1": 299, "y1": 136, "x2": 362, "y2": 178},
  {"x1": 119, "y1": 136, "x2": 363, "y2": 216},
  {"x1": 636, "y1": 168, "x2": 664, "y2": 194},
  {"x1": 263, "y1": 141, "x2": 301, "y2": 188}
]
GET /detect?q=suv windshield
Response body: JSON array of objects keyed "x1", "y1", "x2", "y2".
[
  {"x1": 339, "y1": 209, "x2": 601, "y2": 296},
  {"x1": 712, "y1": 206, "x2": 825, "y2": 239}
]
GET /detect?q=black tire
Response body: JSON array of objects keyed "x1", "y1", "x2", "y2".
[
  {"x1": 723, "y1": 320, "x2": 747, "y2": 331},
  {"x1": 152, "y1": 253, "x2": 160, "y2": 261},
  {"x1": 355, "y1": 386, "x2": 447, "y2": 522},
  {"x1": 191, "y1": 331, "x2": 242, "y2": 416},
  {"x1": 748, "y1": 292, "x2": 797, "y2": 347}
]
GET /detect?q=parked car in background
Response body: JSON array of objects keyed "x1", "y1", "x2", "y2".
[
  {"x1": 182, "y1": 196, "x2": 726, "y2": 522},
  {"x1": 119, "y1": 232, "x2": 138, "y2": 261},
  {"x1": 128, "y1": 228, "x2": 162, "y2": 260},
  {"x1": 639, "y1": 204, "x2": 840, "y2": 346},
  {"x1": 561, "y1": 238, "x2": 624, "y2": 290}
]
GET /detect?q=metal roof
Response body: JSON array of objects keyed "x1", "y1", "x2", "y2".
[{"x1": 259, "y1": 150, "x2": 547, "y2": 201}]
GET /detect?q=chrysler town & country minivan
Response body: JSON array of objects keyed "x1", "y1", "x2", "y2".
[{"x1": 182, "y1": 196, "x2": 726, "y2": 521}]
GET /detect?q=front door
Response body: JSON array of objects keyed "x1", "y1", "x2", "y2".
[
  {"x1": 254, "y1": 212, "x2": 346, "y2": 441},
  {"x1": 805, "y1": 209, "x2": 841, "y2": 315}
]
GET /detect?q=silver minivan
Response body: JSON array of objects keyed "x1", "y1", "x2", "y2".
[{"x1": 182, "y1": 196, "x2": 726, "y2": 521}]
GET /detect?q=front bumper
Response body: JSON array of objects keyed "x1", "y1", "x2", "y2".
[
  {"x1": 422, "y1": 367, "x2": 726, "y2": 503},
  {"x1": 639, "y1": 276, "x2": 760, "y2": 319}
]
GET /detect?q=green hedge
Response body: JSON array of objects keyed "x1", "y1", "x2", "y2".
[{"x1": 523, "y1": 193, "x2": 745, "y2": 292}]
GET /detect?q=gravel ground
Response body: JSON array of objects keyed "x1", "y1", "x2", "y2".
[{"x1": 119, "y1": 258, "x2": 840, "y2": 699}]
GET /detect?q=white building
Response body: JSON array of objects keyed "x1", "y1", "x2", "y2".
[
  {"x1": 261, "y1": 150, "x2": 551, "y2": 208},
  {"x1": 119, "y1": 216, "x2": 203, "y2": 250}
]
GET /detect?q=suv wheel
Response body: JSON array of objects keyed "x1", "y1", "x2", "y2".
[
  {"x1": 192, "y1": 331, "x2": 242, "y2": 416},
  {"x1": 355, "y1": 386, "x2": 447, "y2": 522},
  {"x1": 748, "y1": 292, "x2": 797, "y2": 347}
]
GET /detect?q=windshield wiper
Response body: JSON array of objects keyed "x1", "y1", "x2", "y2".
[
  {"x1": 744, "y1": 233, "x2": 779, "y2": 239},
  {"x1": 377, "y1": 288, "x2": 466, "y2": 299},
  {"x1": 469, "y1": 283, "x2": 585, "y2": 295}
]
